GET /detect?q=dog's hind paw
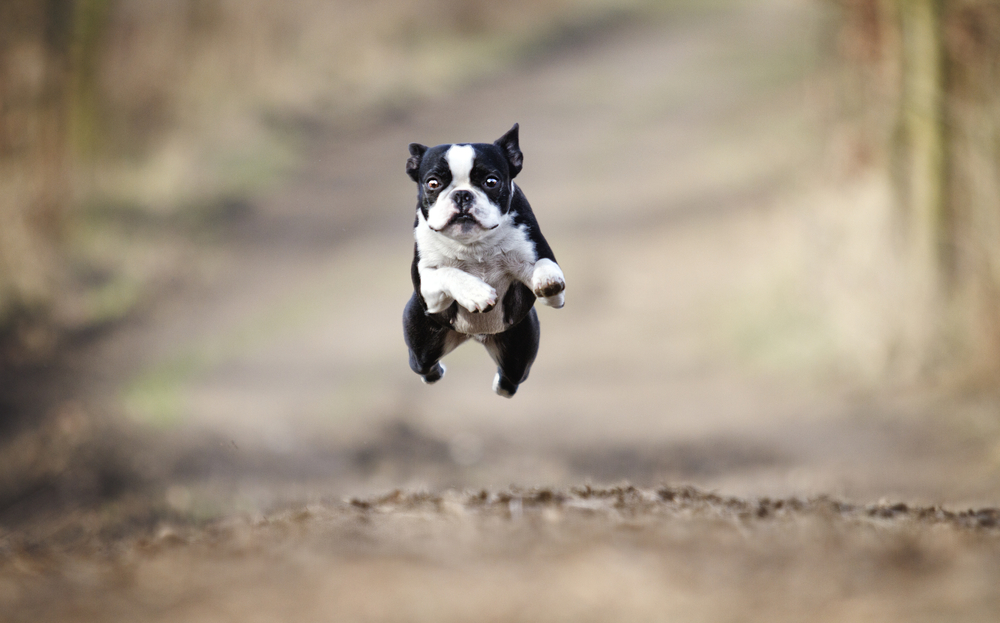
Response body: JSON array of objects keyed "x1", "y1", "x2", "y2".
[
  {"x1": 421, "y1": 362, "x2": 446, "y2": 384},
  {"x1": 492, "y1": 372, "x2": 517, "y2": 398}
]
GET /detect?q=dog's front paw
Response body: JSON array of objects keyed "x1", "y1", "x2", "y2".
[
  {"x1": 453, "y1": 279, "x2": 497, "y2": 313},
  {"x1": 531, "y1": 259, "x2": 565, "y2": 302},
  {"x1": 540, "y1": 292, "x2": 565, "y2": 309},
  {"x1": 423, "y1": 290, "x2": 454, "y2": 314}
]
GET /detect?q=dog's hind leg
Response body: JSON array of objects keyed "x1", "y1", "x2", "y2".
[
  {"x1": 483, "y1": 308, "x2": 540, "y2": 398},
  {"x1": 403, "y1": 294, "x2": 466, "y2": 384}
]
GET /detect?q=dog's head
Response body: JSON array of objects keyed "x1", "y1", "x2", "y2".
[{"x1": 406, "y1": 124, "x2": 523, "y2": 244}]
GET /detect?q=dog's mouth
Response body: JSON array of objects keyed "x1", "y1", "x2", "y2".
[{"x1": 430, "y1": 213, "x2": 498, "y2": 233}]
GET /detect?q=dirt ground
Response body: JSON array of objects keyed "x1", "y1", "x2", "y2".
[
  {"x1": 2, "y1": 3, "x2": 1000, "y2": 621},
  {"x1": 4, "y1": 486, "x2": 1000, "y2": 622}
]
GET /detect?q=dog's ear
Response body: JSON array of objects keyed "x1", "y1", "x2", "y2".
[
  {"x1": 494, "y1": 123, "x2": 522, "y2": 178},
  {"x1": 406, "y1": 143, "x2": 428, "y2": 181}
]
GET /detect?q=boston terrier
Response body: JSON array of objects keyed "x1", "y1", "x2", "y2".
[{"x1": 403, "y1": 124, "x2": 565, "y2": 397}]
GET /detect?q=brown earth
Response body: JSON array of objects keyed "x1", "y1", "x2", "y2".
[
  {"x1": 2, "y1": 2, "x2": 1000, "y2": 621},
  {"x1": 4, "y1": 486, "x2": 1000, "y2": 622}
]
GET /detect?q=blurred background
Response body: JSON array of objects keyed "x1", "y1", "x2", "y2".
[{"x1": 3, "y1": 0, "x2": 1000, "y2": 530}]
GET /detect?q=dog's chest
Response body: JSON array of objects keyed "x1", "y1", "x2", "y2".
[
  {"x1": 418, "y1": 220, "x2": 536, "y2": 335},
  {"x1": 446, "y1": 249, "x2": 525, "y2": 335}
]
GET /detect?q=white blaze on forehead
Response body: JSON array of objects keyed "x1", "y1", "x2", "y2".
[
  {"x1": 424, "y1": 143, "x2": 501, "y2": 237},
  {"x1": 446, "y1": 144, "x2": 475, "y2": 186}
]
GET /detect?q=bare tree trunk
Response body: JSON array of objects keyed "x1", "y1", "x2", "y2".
[
  {"x1": 0, "y1": 0, "x2": 74, "y2": 351},
  {"x1": 896, "y1": 0, "x2": 948, "y2": 371},
  {"x1": 945, "y1": 1, "x2": 1000, "y2": 376},
  {"x1": 832, "y1": 1, "x2": 1000, "y2": 380}
]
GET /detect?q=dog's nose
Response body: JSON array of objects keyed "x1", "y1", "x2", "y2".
[{"x1": 452, "y1": 190, "x2": 474, "y2": 211}]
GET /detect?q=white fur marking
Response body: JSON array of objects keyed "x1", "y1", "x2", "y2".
[
  {"x1": 425, "y1": 145, "x2": 501, "y2": 235},
  {"x1": 423, "y1": 266, "x2": 496, "y2": 313},
  {"x1": 415, "y1": 209, "x2": 538, "y2": 334},
  {"x1": 421, "y1": 362, "x2": 445, "y2": 384},
  {"x1": 493, "y1": 372, "x2": 514, "y2": 398},
  {"x1": 531, "y1": 258, "x2": 566, "y2": 307},
  {"x1": 448, "y1": 144, "x2": 474, "y2": 183},
  {"x1": 541, "y1": 292, "x2": 565, "y2": 309}
]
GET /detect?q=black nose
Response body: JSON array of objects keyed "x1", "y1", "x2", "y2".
[{"x1": 452, "y1": 190, "x2": 474, "y2": 211}]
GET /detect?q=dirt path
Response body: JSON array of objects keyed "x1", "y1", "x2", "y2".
[
  {"x1": 5, "y1": 486, "x2": 1000, "y2": 622},
  {"x1": 3, "y1": 3, "x2": 1000, "y2": 621}
]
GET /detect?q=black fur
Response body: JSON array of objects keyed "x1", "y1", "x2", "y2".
[
  {"x1": 494, "y1": 123, "x2": 523, "y2": 178},
  {"x1": 403, "y1": 293, "x2": 458, "y2": 380},
  {"x1": 484, "y1": 307, "x2": 539, "y2": 396}
]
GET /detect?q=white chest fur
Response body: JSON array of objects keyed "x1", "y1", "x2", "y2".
[{"x1": 415, "y1": 211, "x2": 537, "y2": 335}]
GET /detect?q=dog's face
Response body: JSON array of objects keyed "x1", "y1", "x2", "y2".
[{"x1": 407, "y1": 124, "x2": 523, "y2": 244}]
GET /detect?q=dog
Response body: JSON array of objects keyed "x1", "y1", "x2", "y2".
[{"x1": 402, "y1": 124, "x2": 565, "y2": 397}]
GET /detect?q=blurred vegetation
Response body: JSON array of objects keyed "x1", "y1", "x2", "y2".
[
  {"x1": 3, "y1": 0, "x2": 1000, "y2": 387},
  {"x1": 832, "y1": 0, "x2": 1000, "y2": 381},
  {"x1": 0, "y1": 0, "x2": 668, "y2": 358},
  {"x1": 0, "y1": 0, "x2": 73, "y2": 354}
]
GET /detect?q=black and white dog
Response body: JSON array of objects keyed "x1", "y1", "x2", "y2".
[{"x1": 403, "y1": 124, "x2": 565, "y2": 397}]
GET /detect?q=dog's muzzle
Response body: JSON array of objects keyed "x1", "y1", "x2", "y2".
[{"x1": 451, "y1": 190, "x2": 474, "y2": 212}]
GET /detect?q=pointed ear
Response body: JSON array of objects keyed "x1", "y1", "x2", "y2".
[
  {"x1": 406, "y1": 143, "x2": 428, "y2": 181},
  {"x1": 494, "y1": 123, "x2": 522, "y2": 178}
]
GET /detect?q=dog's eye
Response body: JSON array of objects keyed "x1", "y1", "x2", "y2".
[
  {"x1": 484, "y1": 176, "x2": 499, "y2": 189},
  {"x1": 426, "y1": 178, "x2": 441, "y2": 191}
]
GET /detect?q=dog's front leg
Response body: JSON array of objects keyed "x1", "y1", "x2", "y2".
[
  {"x1": 528, "y1": 258, "x2": 565, "y2": 308},
  {"x1": 420, "y1": 266, "x2": 497, "y2": 313}
]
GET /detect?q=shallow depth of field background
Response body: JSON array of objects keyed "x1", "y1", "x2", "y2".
[
  {"x1": 3, "y1": 1, "x2": 1000, "y2": 620},
  {"x1": 3, "y1": 0, "x2": 1000, "y2": 517}
]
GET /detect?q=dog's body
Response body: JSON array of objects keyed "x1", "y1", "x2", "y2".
[{"x1": 403, "y1": 124, "x2": 565, "y2": 397}]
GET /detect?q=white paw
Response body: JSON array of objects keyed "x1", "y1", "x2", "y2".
[
  {"x1": 453, "y1": 279, "x2": 497, "y2": 313},
  {"x1": 531, "y1": 259, "x2": 565, "y2": 301},
  {"x1": 540, "y1": 292, "x2": 565, "y2": 308},
  {"x1": 423, "y1": 291, "x2": 454, "y2": 314},
  {"x1": 492, "y1": 373, "x2": 514, "y2": 398},
  {"x1": 421, "y1": 363, "x2": 446, "y2": 384}
]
